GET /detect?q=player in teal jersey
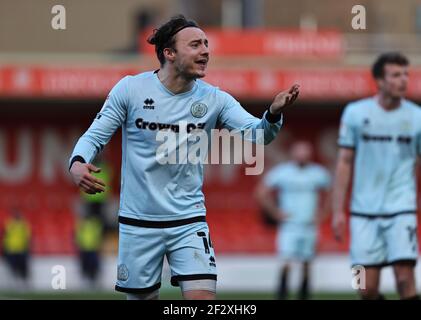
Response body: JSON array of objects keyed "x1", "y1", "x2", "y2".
[
  {"x1": 255, "y1": 141, "x2": 331, "y2": 299},
  {"x1": 69, "y1": 15, "x2": 300, "y2": 300},
  {"x1": 333, "y1": 52, "x2": 421, "y2": 300}
]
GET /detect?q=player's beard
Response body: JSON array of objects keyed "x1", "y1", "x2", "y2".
[{"x1": 176, "y1": 59, "x2": 207, "y2": 81}]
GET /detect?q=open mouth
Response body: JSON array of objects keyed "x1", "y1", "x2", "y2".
[{"x1": 195, "y1": 59, "x2": 208, "y2": 67}]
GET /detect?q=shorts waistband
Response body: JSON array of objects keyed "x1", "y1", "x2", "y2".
[
  {"x1": 351, "y1": 210, "x2": 416, "y2": 219},
  {"x1": 118, "y1": 215, "x2": 206, "y2": 228}
]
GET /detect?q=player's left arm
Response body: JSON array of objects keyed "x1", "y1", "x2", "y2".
[
  {"x1": 254, "y1": 180, "x2": 288, "y2": 223},
  {"x1": 315, "y1": 168, "x2": 332, "y2": 224},
  {"x1": 217, "y1": 84, "x2": 299, "y2": 145},
  {"x1": 316, "y1": 189, "x2": 331, "y2": 225}
]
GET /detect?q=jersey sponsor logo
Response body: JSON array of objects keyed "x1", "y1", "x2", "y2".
[
  {"x1": 361, "y1": 133, "x2": 392, "y2": 142},
  {"x1": 361, "y1": 133, "x2": 413, "y2": 144},
  {"x1": 143, "y1": 98, "x2": 155, "y2": 110},
  {"x1": 191, "y1": 101, "x2": 208, "y2": 118},
  {"x1": 135, "y1": 118, "x2": 205, "y2": 133},
  {"x1": 117, "y1": 264, "x2": 129, "y2": 281},
  {"x1": 397, "y1": 135, "x2": 412, "y2": 144}
]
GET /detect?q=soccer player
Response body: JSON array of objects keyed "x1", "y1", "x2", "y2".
[
  {"x1": 255, "y1": 141, "x2": 331, "y2": 300},
  {"x1": 68, "y1": 15, "x2": 299, "y2": 300},
  {"x1": 332, "y1": 52, "x2": 421, "y2": 300}
]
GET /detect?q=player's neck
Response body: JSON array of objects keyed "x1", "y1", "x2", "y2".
[
  {"x1": 376, "y1": 93, "x2": 401, "y2": 111},
  {"x1": 157, "y1": 68, "x2": 195, "y2": 94},
  {"x1": 295, "y1": 161, "x2": 308, "y2": 168}
]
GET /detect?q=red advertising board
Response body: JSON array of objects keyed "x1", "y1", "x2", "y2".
[
  {"x1": 2, "y1": 65, "x2": 421, "y2": 101},
  {"x1": 139, "y1": 29, "x2": 344, "y2": 58}
]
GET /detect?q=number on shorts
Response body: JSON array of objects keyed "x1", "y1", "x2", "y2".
[
  {"x1": 197, "y1": 231, "x2": 212, "y2": 254},
  {"x1": 406, "y1": 226, "x2": 417, "y2": 252}
]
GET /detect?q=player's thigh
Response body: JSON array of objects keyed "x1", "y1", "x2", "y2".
[
  {"x1": 385, "y1": 214, "x2": 418, "y2": 263},
  {"x1": 350, "y1": 217, "x2": 386, "y2": 266},
  {"x1": 116, "y1": 224, "x2": 166, "y2": 291},
  {"x1": 182, "y1": 289, "x2": 215, "y2": 300},
  {"x1": 278, "y1": 227, "x2": 299, "y2": 257},
  {"x1": 166, "y1": 222, "x2": 217, "y2": 288},
  {"x1": 299, "y1": 228, "x2": 317, "y2": 261},
  {"x1": 278, "y1": 226, "x2": 314, "y2": 260}
]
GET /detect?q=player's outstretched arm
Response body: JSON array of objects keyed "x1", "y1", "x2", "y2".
[
  {"x1": 332, "y1": 148, "x2": 354, "y2": 242},
  {"x1": 316, "y1": 190, "x2": 332, "y2": 225},
  {"x1": 70, "y1": 161, "x2": 106, "y2": 194},
  {"x1": 269, "y1": 84, "x2": 300, "y2": 115},
  {"x1": 217, "y1": 83, "x2": 300, "y2": 146}
]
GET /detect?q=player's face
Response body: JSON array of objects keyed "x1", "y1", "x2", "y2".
[
  {"x1": 291, "y1": 142, "x2": 313, "y2": 165},
  {"x1": 172, "y1": 27, "x2": 209, "y2": 79},
  {"x1": 378, "y1": 64, "x2": 409, "y2": 99}
]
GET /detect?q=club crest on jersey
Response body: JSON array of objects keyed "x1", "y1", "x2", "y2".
[
  {"x1": 191, "y1": 101, "x2": 208, "y2": 118},
  {"x1": 117, "y1": 264, "x2": 129, "y2": 281},
  {"x1": 400, "y1": 120, "x2": 411, "y2": 131}
]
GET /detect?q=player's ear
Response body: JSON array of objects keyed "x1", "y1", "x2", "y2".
[
  {"x1": 163, "y1": 48, "x2": 176, "y2": 63},
  {"x1": 375, "y1": 77, "x2": 385, "y2": 90}
]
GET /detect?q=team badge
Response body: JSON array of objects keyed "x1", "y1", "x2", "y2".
[
  {"x1": 191, "y1": 101, "x2": 208, "y2": 118},
  {"x1": 117, "y1": 264, "x2": 129, "y2": 281},
  {"x1": 400, "y1": 120, "x2": 411, "y2": 131}
]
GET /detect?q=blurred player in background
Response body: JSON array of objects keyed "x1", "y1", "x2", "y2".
[
  {"x1": 68, "y1": 15, "x2": 299, "y2": 300},
  {"x1": 255, "y1": 141, "x2": 331, "y2": 299},
  {"x1": 333, "y1": 52, "x2": 421, "y2": 300}
]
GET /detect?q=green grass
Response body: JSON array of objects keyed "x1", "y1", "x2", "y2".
[{"x1": 0, "y1": 290, "x2": 399, "y2": 300}]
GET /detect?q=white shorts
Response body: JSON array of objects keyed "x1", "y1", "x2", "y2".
[
  {"x1": 350, "y1": 213, "x2": 418, "y2": 267},
  {"x1": 277, "y1": 223, "x2": 317, "y2": 262},
  {"x1": 115, "y1": 216, "x2": 217, "y2": 294}
]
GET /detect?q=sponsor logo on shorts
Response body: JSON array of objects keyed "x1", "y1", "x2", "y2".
[
  {"x1": 209, "y1": 256, "x2": 216, "y2": 267},
  {"x1": 117, "y1": 264, "x2": 129, "y2": 281}
]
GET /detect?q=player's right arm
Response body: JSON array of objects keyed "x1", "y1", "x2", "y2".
[
  {"x1": 332, "y1": 104, "x2": 357, "y2": 241},
  {"x1": 332, "y1": 148, "x2": 354, "y2": 241},
  {"x1": 69, "y1": 76, "x2": 129, "y2": 194},
  {"x1": 254, "y1": 166, "x2": 288, "y2": 223},
  {"x1": 254, "y1": 181, "x2": 287, "y2": 223}
]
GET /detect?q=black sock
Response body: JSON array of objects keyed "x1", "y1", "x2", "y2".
[
  {"x1": 277, "y1": 267, "x2": 289, "y2": 300},
  {"x1": 298, "y1": 275, "x2": 309, "y2": 300}
]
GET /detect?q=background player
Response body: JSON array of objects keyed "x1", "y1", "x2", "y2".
[
  {"x1": 68, "y1": 15, "x2": 299, "y2": 300},
  {"x1": 332, "y1": 52, "x2": 421, "y2": 300},
  {"x1": 255, "y1": 141, "x2": 331, "y2": 299}
]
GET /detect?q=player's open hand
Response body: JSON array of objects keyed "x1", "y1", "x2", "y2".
[
  {"x1": 332, "y1": 211, "x2": 346, "y2": 242},
  {"x1": 269, "y1": 84, "x2": 300, "y2": 114},
  {"x1": 70, "y1": 162, "x2": 106, "y2": 194}
]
